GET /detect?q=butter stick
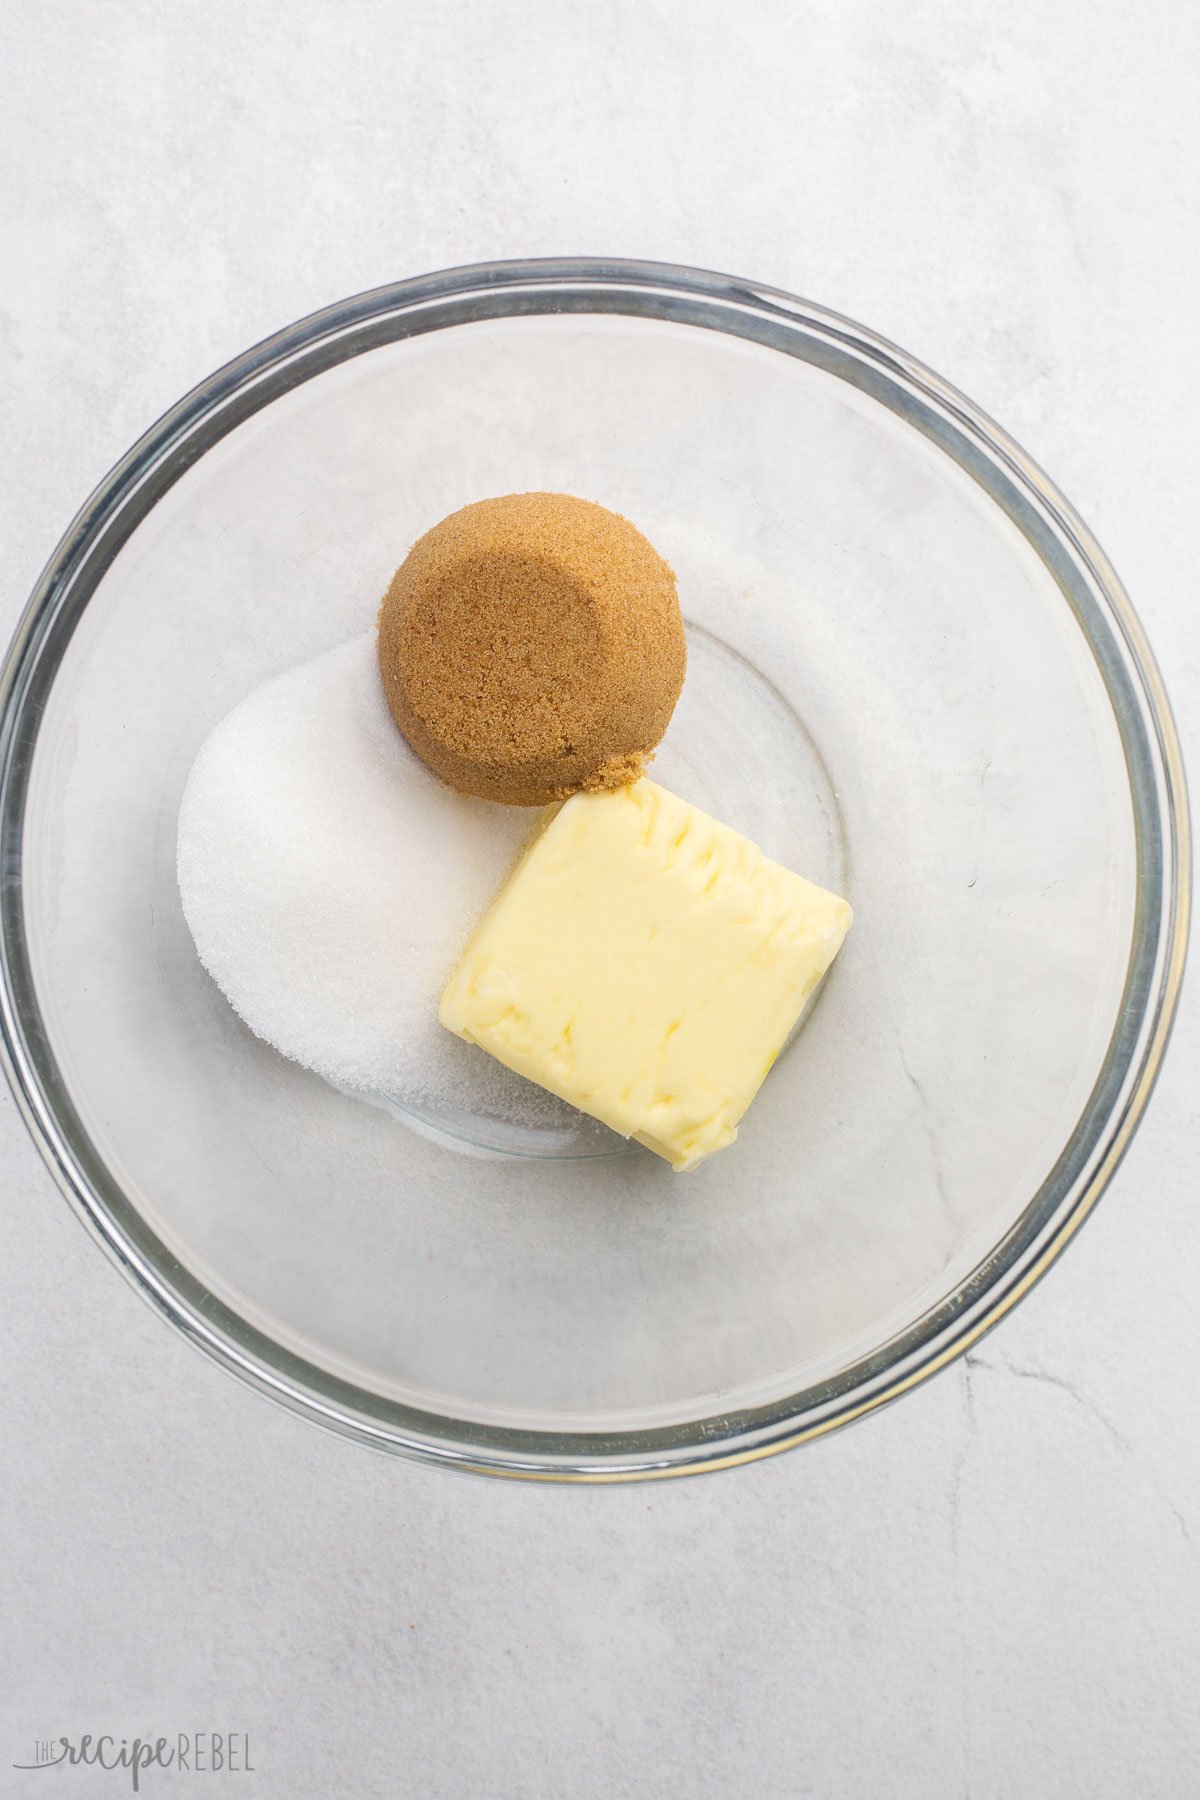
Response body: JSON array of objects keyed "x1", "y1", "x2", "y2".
[{"x1": 440, "y1": 780, "x2": 852, "y2": 1171}]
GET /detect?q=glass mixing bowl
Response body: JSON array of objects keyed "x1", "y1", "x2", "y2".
[{"x1": 0, "y1": 260, "x2": 1188, "y2": 1479}]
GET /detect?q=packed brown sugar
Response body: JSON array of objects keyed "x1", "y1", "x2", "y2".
[{"x1": 377, "y1": 492, "x2": 687, "y2": 805}]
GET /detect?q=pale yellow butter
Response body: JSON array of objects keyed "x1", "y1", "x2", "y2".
[{"x1": 439, "y1": 780, "x2": 852, "y2": 1171}]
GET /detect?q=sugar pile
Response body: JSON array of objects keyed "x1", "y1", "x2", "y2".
[
  {"x1": 178, "y1": 625, "x2": 837, "y2": 1144},
  {"x1": 177, "y1": 634, "x2": 571, "y2": 1126}
]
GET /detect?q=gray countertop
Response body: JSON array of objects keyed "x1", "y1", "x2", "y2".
[{"x1": 2, "y1": 4, "x2": 1197, "y2": 1795}]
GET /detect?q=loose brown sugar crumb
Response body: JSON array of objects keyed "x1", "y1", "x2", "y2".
[{"x1": 377, "y1": 492, "x2": 687, "y2": 806}]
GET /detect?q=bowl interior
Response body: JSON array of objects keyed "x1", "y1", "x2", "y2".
[{"x1": 17, "y1": 306, "x2": 1139, "y2": 1442}]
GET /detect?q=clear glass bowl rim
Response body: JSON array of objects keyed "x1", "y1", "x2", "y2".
[{"x1": 0, "y1": 257, "x2": 1189, "y2": 1481}]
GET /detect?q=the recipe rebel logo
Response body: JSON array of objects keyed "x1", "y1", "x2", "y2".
[{"x1": 12, "y1": 1732, "x2": 255, "y2": 1790}]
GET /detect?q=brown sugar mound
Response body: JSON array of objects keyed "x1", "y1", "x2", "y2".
[{"x1": 377, "y1": 492, "x2": 687, "y2": 806}]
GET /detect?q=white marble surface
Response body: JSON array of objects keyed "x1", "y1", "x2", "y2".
[{"x1": 2, "y1": 3, "x2": 1197, "y2": 1795}]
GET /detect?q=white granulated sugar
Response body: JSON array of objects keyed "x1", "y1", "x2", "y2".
[{"x1": 177, "y1": 634, "x2": 568, "y2": 1127}]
